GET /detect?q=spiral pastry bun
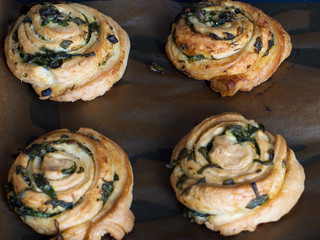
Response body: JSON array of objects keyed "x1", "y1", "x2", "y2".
[
  {"x1": 170, "y1": 113, "x2": 305, "y2": 236},
  {"x1": 4, "y1": 3, "x2": 130, "y2": 102},
  {"x1": 6, "y1": 128, "x2": 134, "y2": 240},
  {"x1": 166, "y1": 0, "x2": 292, "y2": 96}
]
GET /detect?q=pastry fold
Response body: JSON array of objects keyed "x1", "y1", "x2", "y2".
[
  {"x1": 166, "y1": 0, "x2": 292, "y2": 96},
  {"x1": 7, "y1": 128, "x2": 134, "y2": 240},
  {"x1": 170, "y1": 113, "x2": 304, "y2": 235},
  {"x1": 4, "y1": 3, "x2": 130, "y2": 102}
]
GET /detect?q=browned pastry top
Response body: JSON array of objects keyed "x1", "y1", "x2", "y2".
[{"x1": 166, "y1": 0, "x2": 292, "y2": 96}]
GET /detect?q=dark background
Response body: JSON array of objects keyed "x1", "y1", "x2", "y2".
[{"x1": 0, "y1": 0, "x2": 319, "y2": 240}]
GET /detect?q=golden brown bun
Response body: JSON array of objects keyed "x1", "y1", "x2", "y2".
[
  {"x1": 4, "y1": 3, "x2": 130, "y2": 102},
  {"x1": 7, "y1": 128, "x2": 134, "y2": 240},
  {"x1": 166, "y1": 0, "x2": 292, "y2": 96},
  {"x1": 170, "y1": 113, "x2": 305, "y2": 236}
]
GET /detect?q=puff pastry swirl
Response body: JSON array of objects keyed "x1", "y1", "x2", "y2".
[
  {"x1": 170, "y1": 113, "x2": 305, "y2": 235},
  {"x1": 4, "y1": 3, "x2": 130, "y2": 102},
  {"x1": 166, "y1": 0, "x2": 292, "y2": 96},
  {"x1": 6, "y1": 128, "x2": 134, "y2": 240}
]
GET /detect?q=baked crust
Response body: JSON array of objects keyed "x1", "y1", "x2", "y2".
[
  {"x1": 170, "y1": 113, "x2": 305, "y2": 235},
  {"x1": 166, "y1": 0, "x2": 292, "y2": 96},
  {"x1": 4, "y1": 3, "x2": 130, "y2": 102},
  {"x1": 7, "y1": 128, "x2": 134, "y2": 240}
]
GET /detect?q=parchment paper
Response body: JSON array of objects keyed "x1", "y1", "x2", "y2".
[{"x1": 0, "y1": 1, "x2": 319, "y2": 239}]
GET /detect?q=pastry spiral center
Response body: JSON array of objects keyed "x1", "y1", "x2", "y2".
[
  {"x1": 42, "y1": 152, "x2": 75, "y2": 180},
  {"x1": 209, "y1": 134, "x2": 255, "y2": 171}
]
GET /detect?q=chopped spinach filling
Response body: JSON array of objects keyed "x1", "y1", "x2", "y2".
[
  {"x1": 172, "y1": 148, "x2": 189, "y2": 165},
  {"x1": 7, "y1": 187, "x2": 77, "y2": 218},
  {"x1": 183, "y1": 207, "x2": 210, "y2": 220},
  {"x1": 61, "y1": 162, "x2": 77, "y2": 175},
  {"x1": 188, "y1": 150, "x2": 195, "y2": 161},
  {"x1": 89, "y1": 21, "x2": 100, "y2": 33},
  {"x1": 88, "y1": 134, "x2": 100, "y2": 142},
  {"x1": 176, "y1": 174, "x2": 188, "y2": 189},
  {"x1": 8, "y1": 195, "x2": 56, "y2": 217},
  {"x1": 226, "y1": 124, "x2": 260, "y2": 142},
  {"x1": 107, "y1": 35, "x2": 118, "y2": 44},
  {"x1": 197, "y1": 142, "x2": 213, "y2": 163},
  {"x1": 23, "y1": 142, "x2": 55, "y2": 161},
  {"x1": 181, "y1": 2, "x2": 243, "y2": 28},
  {"x1": 246, "y1": 182, "x2": 269, "y2": 209},
  {"x1": 186, "y1": 54, "x2": 205, "y2": 62},
  {"x1": 263, "y1": 32, "x2": 275, "y2": 57},
  {"x1": 223, "y1": 32, "x2": 235, "y2": 40},
  {"x1": 101, "y1": 181, "x2": 113, "y2": 205},
  {"x1": 197, "y1": 163, "x2": 221, "y2": 174},
  {"x1": 77, "y1": 166, "x2": 85, "y2": 174},
  {"x1": 34, "y1": 173, "x2": 57, "y2": 200},
  {"x1": 15, "y1": 165, "x2": 31, "y2": 186},
  {"x1": 210, "y1": 32, "x2": 221, "y2": 40},
  {"x1": 23, "y1": 139, "x2": 92, "y2": 165},
  {"x1": 222, "y1": 179, "x2": 235, "y2": 185},
  {"x1": 41, "y1": 88, "x2": 52, "y2": 97},
  {"x1": 12, "y1": 30, "x2": 18, "y2": 42},
  {"x1": 5, "y1": 181, "x2": 14, "y2": 194},
  {"x1": 60, "y1": 40, "x2": 73, "y2": 49},
  {"x1": 225, "y1": 124, "x2": 264, "y2": 155},
  {"x1": 254, "y1": 159, "x2": 274, "y2": 166},
  {"x1": 269, "y1": 148, "x2": 274, "y2": 161},
  {"x1": 23, "y1": 16, "x2": 32, "y2": 23},
  {"x1": 39, "y1": 3, "x2": 68, "y2": 26},
  {"x1": 181, "y1": 177, "x2": 206, "y2": 195},
  {"x1": 254, "y1": 37, "x2": 263, "y2": 53},
  {"x1": 253, "y1": 147, "x2": 274, "y2": 166},
  {"x1": 19, "y1": 48, "x2": 95, "y2": 69},
  {"x1": 113, "y1": 173, "x2": 119, "y2": 181},
  {"x1": 177, "y1": 147, "x2": 189, "y2": 159},
  {"x1": 246, "y1": 194, "x2": 269, "y2": 209},
  {"x1": 198, "y1": 146, "x2": 209, "y2": 162},
  {"x1": 214, "y1": 11, "x2": 238, "y2": 27},
  {"x1": 71, "y1": 17, "x2": 86, "y2": 25},
  {"x1": 172, "y1": 143, "x2": 213, "y2": 166},
  {"x1": 85, "y1": 18, "x2": 99, "y2": 43},
  {"x1": 101, "y1": 173, "x2": 119, "y2": 205},
  {"x1": 7, "y1": 187, "x2": 57, "y2": 218},
  {"x1": 282, "y1": 159, "x2": 287, "y2": 169},
  {"x1": 35, "y1": 3, "x2": 87, "y2": 28}
]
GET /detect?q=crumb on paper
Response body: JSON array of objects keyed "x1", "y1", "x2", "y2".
[
  {"x1": 148, "y1": 62, "x2": 164, "y2": 74},
  {"x1": 265, "y1": 106, "x2": 272, "y2": 111}
]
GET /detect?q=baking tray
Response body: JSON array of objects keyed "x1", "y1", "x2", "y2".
[{"x1": 0, "y1": 0, "x2": 319, "y2": 239}]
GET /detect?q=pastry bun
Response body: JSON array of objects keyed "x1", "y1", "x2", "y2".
[
  {"x1": 166, "y1": 0, "x2": 292, "y2": 96},
  {"x1": 4, "y1": 3, "x2": 130, "y2": 102},
  {"x1": 170, "y1": 113, "x2": 305, "y2": 235},
  {"x1": 7, "y1": 128, "x2": 134, "y2": 240}
]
